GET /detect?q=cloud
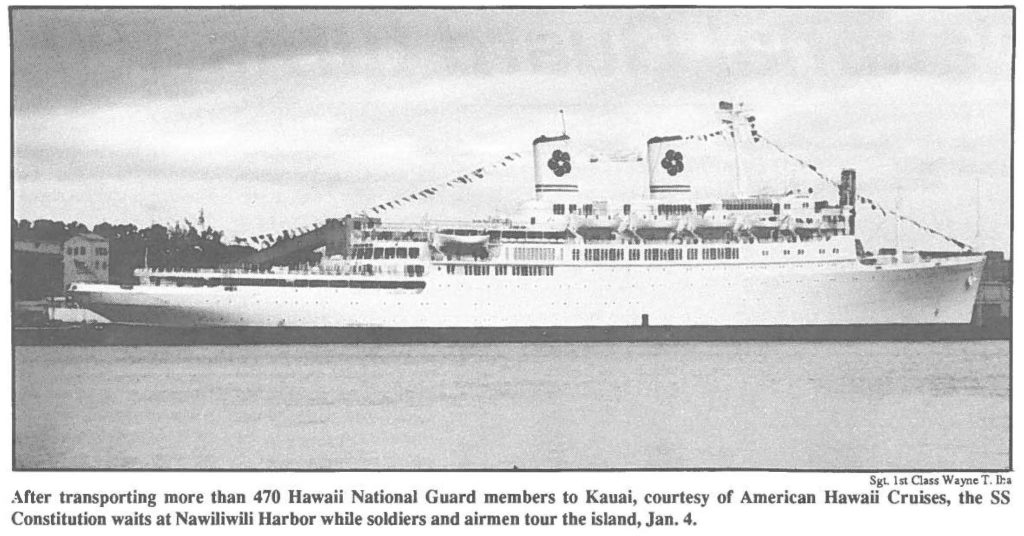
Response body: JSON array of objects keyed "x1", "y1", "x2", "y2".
[{"x1": 11, "y1": 8, "x2": 1012, "y2": 251}]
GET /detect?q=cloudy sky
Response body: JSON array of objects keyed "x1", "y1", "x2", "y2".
[{"x1": 12, "y1": 8, "x2": 1012, "y2": 251}]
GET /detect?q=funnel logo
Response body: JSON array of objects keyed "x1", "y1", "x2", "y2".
[
  {"x1": 661, "y1": 150, "x2": 685, "y2": 176},
  {"x1": 547, "y1": 150, "x2": 572, "y2": 177}
]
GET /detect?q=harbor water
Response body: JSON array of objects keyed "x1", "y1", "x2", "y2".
[{"x1": 14, "y1": 341, "x2": 1009, "y2": 470}]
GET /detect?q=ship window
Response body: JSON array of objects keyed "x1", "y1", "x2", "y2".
[
  {"x1": 373, "y1": 248, "x2": 384, "y2": 259},
  {"x1": 583, "y1": 204, "x2": 593, "y2": 216},
  {"x1": 553, "y1": 204, "x2": 565, "y2": 215},
  {"x1": 329, "y1": 280, "x2": 349, "y2": 288},
  {"x1": 530, "y1": 217, "x2": 536, "y2": 225},
  {"x1": 309, "y1": 280, "x2": 329, "y2": 288},
  {"x1": 784, "y1": 204, "x2": 791, "y2": 209},
  {"x1": 384, "y1": 248, "x2": 396, "y2": 259},
  {"x1": 568, "y1": 204, "x2": 577, "y2": 213},
  {"x1": 629, "y1": 249, "x2": 640, "y2": 261},
  {"x1": 397, "y1": 248, "x2": 408, "y2": 258},
  {"x1": 623, "y1": 204, "x2": 631, "y2": 215},
  {"x1": 572, "y1": 249, "x2": 580, "y2": 261},
  {"x1": 687, "y1": 249, "x2": 697, "y2": 260},
  {"x1": 446, "y1": 265, "x2": 456, "y2": 274},
  {"x1": 409, "y1": 248, "x2": 420, "y2": 259},
  {"x1": 797, "y1": 249, "x2": 805, "y2": 255}
]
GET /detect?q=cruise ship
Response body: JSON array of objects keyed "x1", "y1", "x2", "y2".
[{"x1": 66, "y1": 108, "x2": 986, "y2": 342}]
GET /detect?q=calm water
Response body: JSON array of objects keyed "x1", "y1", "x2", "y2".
[{"x1": 14, "y1": 341, "x2": 1009, "y2": 470}]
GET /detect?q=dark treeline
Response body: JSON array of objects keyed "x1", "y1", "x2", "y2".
[{"x1": 14, "y1": 218, "x2": 317, "y2": 284}]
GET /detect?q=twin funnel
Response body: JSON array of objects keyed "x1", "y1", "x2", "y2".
[{"x1": 531, "y1": 133, "x2": 692, "y2": 201}]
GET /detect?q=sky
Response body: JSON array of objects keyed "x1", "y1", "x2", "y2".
[{"x1": 11, "y1": 7, "x2": 1013, "y2": 252}]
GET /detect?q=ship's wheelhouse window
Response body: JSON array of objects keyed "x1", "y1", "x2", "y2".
[
  {"x1": 397, "y1": 248, "x2": 408, "y2": 259},
  {"x1": 409, "y1": 248, "x2": 420, "y2": 259},
  {"x1": 623, "y1": 204, "x2": 631, "y2": 215},
  {"x1": 384, "y1": 248, "x2": 396, "y2": 259},
  {"x1": 553, "y1": 204, "x2": 565, "y2": 215},
  {"x1": 530, "y1": 217, "x2": 536, "y2": 225},
  {"x1": 373, "y1": 248, "x2": 384, "y2": 259},
  {"x1": 568, "y1": 204, "x2": 577, "y2": 214},
  {"x1": 657, "y1": 204, "x2": 692, "y2": 216}
]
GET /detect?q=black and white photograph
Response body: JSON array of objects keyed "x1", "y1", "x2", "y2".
[{"x1": 9, "y1": 5, "x2": 1011, "y2": 476}]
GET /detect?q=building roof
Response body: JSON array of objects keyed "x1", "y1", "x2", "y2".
[{"x1": 68, "y1": 232, "x2": 108, "y2": 243}]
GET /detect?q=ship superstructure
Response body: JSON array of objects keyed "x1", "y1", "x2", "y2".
[{"x1": 69, "y1": 107, "x2": 985, "y2": 332}]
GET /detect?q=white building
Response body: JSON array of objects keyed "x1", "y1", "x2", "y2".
[{"x1": 63, "y1": 233, "x2": 109, "y2": 285}]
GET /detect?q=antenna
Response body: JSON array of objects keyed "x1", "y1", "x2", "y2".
[
  {"x1": 559, "y1": 109, "x2": 567, "y2": 136},
  {"x1": 895, "y1": 184, "x2": 903, "y2": 259},
  {"x1": 975, "y1": 174, "x2": 981, "y2": 244}
]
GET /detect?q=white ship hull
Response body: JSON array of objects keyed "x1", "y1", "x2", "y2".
[{"x1": 70, "y1": 255, "x2": 984, "y2": 329}]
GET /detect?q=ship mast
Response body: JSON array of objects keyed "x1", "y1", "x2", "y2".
[{"x1": 717, "y1": 100, "x2": 747, "y2": 197}]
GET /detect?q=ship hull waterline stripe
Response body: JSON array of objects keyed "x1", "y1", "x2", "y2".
[{"x1": 13, "y1": 323, "x2": 1007, "y2": 346}]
